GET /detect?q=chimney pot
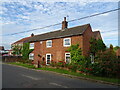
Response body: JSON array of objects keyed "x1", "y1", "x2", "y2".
[
  {"x1": 64, "y1": 17, "x2": 66, "y2": 21},
  {"x1": 31, "y1": 33, "x2": 34, "y2": 37},
  {"x1": 62, "y1": 17, "x2": 68, "y2": 30}
]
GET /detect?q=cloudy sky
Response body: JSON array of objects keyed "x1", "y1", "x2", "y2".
[{"x1": 0, "y1": 0, "x2": 119, "y2": 49}]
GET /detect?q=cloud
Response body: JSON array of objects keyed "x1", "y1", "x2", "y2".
[
  {"x1": 1, "y1": 0, "x2": 119, "y2": 3},
  {"x1": 0, "y1": 1, "x2": 118, "y2": 49}
]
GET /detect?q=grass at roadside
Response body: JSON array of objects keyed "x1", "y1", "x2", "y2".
[
  {"x1": 7, "y1": 62, "x2": 35, "y2": 69},
  {"x1": 36, "y1": 66, "x2": 120, "y2": 84},
  {"x1": 7, "y1": 62, "x2": 120, "y2": 85}
]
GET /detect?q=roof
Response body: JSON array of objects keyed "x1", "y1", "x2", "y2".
[
  {"x1": 12, "y1": 37, "x2": 31, "y2": 45},
  {"x1": 116, "y1": 48, "x2": 120, "y2": 56},
  {"x1": 93, "y1": 31, "x2": 102, "y2": 40},
  {"x1": 27, "y1": 24, "x2": 90, "y2": 42}
]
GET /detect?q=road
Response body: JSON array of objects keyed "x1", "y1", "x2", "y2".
[{"x1": 2, "y1": 64, "x2": 119, "y2": 88}]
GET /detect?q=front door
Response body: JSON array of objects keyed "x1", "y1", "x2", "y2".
[{"x1": 46, "y1": 54, "x2": 51, "y2": 65}]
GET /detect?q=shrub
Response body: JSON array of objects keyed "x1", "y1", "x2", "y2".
[
  {"x1": 50, "y1": 60, "x2": 57, "y2": 67},
  {"x1": 56, "y1": 60, "x2": 66, "y2": 67},
  {"x1": 68, "y1": 63, "x2": 78, "y2": 72},
  {"x1": 91, "y1": 46, "x2": 120, "y2": 78},
  {"x1": 40, "y1": 61, "x2": 46, "y2": 66},
  {"x1": 88, "y1": 62, "x2": 103, "y2": 76}
]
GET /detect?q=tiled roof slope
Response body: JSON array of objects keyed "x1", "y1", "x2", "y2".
[
  {"x1": 12, "y1": 37, "x2": 31, "y2": 44},
  {"x1": 93, "y1": 31, "x2": 102, "y2": 40},
  {"x1": 27, "y1": 24, "x2": 90, "y2": 42}
]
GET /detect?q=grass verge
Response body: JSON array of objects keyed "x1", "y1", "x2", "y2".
[
  {"x1": 7, "y1": 62, "x2": 35, "y2": 69},
  {"x1": 6, "y1": 62, "x2": 120, "y2": 85}
]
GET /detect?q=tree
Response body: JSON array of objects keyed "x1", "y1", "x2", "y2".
[
  {"x1": 67, "y1": 44, "x2": 84, "y2": 63},
  {"x1": 90, "y1": 38, "x2": 106, "y2": 63},
  {"x1": 110, "y1": 44, "x2": 113, "y2": 50},
  {"x1": 66, "y1": 44, "x2": 85, "y2": 72},
  {"x1": 21, "y1": 43, "x2": 33, "y2": 60},
  {"x1": 96, "y1": 39, "x2": 106, "y2": 52},
  {"x1": 96, "y1": 44, "x2": 119, "y2": 77},
  {"x1": 12, "y1": 45, "x2": 22, "y2": 56},
  {"x1": 90, "y1": 38, "x2": 97, "y2": 56},
  {"x1": 114, "y1": 46, "x2": 120, "y2": 51},
  {"x1": 90, "y1": 38, "x2": 106, "y2": 56}
]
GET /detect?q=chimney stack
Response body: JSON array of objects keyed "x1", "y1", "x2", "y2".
[
  {"x1": 31, "y1": 33, "x2": 34, "y2": 37},
  {"x1": 62, "y1": 17, "x2": 68, "y2": 30}
]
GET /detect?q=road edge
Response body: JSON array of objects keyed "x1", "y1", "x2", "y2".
[{"x1": 3, "y1": 63, "x2": 120, "y2": 86}]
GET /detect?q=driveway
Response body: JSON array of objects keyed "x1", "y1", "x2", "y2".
[{"x1": 2, "y1": 64, "x2": 119, "y2": 88}]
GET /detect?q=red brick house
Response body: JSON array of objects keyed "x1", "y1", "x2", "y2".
[
  {"x1": 0, "y1": 46, "x2": 5, "y2": 55},
  {"x1": 11, "y1": 33, "x2": 34, "y2": 47},
  {"x1": 11, "y1": 33, "x2": 34, "y2": 56},
  {"x1": 27, "y1": 17, "x2": 102, "y2": 65}
]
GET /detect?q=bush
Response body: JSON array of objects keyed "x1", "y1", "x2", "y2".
[
  {"x1": 50, "y1": 60, "x2": 57, "y2": 67},
  {"x1": 91, "y1": 47, "x2": 120, "y2": 78},
  {"x1": 77, "y1": 57, "x2": 91, "y2": 71},
  {"x1": 56, "y1": 61, "x2": 66, "y2": 67},
  {"x1": 68, "y1": 63, "x2": 78, "y2": 72},
  {"x1": 40, "y1": 61, "x2": 46, "y2": 66},
  {"x1": 88, "y1": 63, "x2": 103, "y2": 76}
]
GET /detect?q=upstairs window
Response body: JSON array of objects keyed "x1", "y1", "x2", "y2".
[
  {"x1": 30, "y1": 43, "x2": 34, "y2": 49},
  {"x1": 46, "y1": 40, "x2": 52, "y2": 48},
  {"x1": 63, "y1": 38, "x2": 71, "y2": 47}
]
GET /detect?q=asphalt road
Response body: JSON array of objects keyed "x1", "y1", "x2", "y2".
[{"x1": 2, "y1": 64, "x2": 119, "y2": 88}]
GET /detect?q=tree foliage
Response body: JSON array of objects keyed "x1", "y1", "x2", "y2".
[
  {"x1": 97, "y1": 44, "x2": 117, "y2": 61},
  {"x1": 113, "y1": 46, "x2": 120, "y2": 51},
  {"x1": 12, "y1": 45, "x2": 22, "y2": 56},
  {"x1": 91, "y1": 44, "x2": 120, "y2": 77},
  {"x1": 90, "y1": 38, "x2": 106, "y2": 56},
  {"x1": 21, "y1": 43, "x2": 33, "y2": 60},
  {"x1": 67, "y1": 44, "x2": 84, "y2": 63}
]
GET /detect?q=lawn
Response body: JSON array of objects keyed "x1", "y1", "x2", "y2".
[{"x1": 7, "y1": 62, "x2": 120, "y2": 85}]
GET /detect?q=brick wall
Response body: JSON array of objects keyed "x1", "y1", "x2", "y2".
[{"x1": 82, "y1": 25, "x2": 93, "y2": 56}]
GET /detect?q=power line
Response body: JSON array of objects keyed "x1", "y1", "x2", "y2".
[
  {"x1": 101, "y1": 29, "x2": 118, "y2": 33},
  {"x1": 68, "y1": 8, "x2": 120, "y2": 22},
  {"x1": 2, "y1": 8, "x2": 120, "y2": 36}
]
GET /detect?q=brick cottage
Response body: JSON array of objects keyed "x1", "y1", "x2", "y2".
[{"x1": 26, "y1": 17, "x2": 102, "y2": 65}]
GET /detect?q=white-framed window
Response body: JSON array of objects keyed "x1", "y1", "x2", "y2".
[
  {"x1": 46, "y1": 54, "x2": 51, "y2": 65},
  {"x1": 40, "y1": 41, "x2": 42, "y2": 44},
  {"x1": 46, "y1": 40, "x2": 52, "y2": 48},
  {"x1": 30, "y1": 43, "x2": 34, "y2": 49},
  {"x1": 65, "y1": 53, "x2": 71, "y2": 64},
  {"x1": 29, "y1": 53, "x2": 34, "y2": 60},
  {"x1": 63, "y1": 38, "x2": 71, "y2": 47}
]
